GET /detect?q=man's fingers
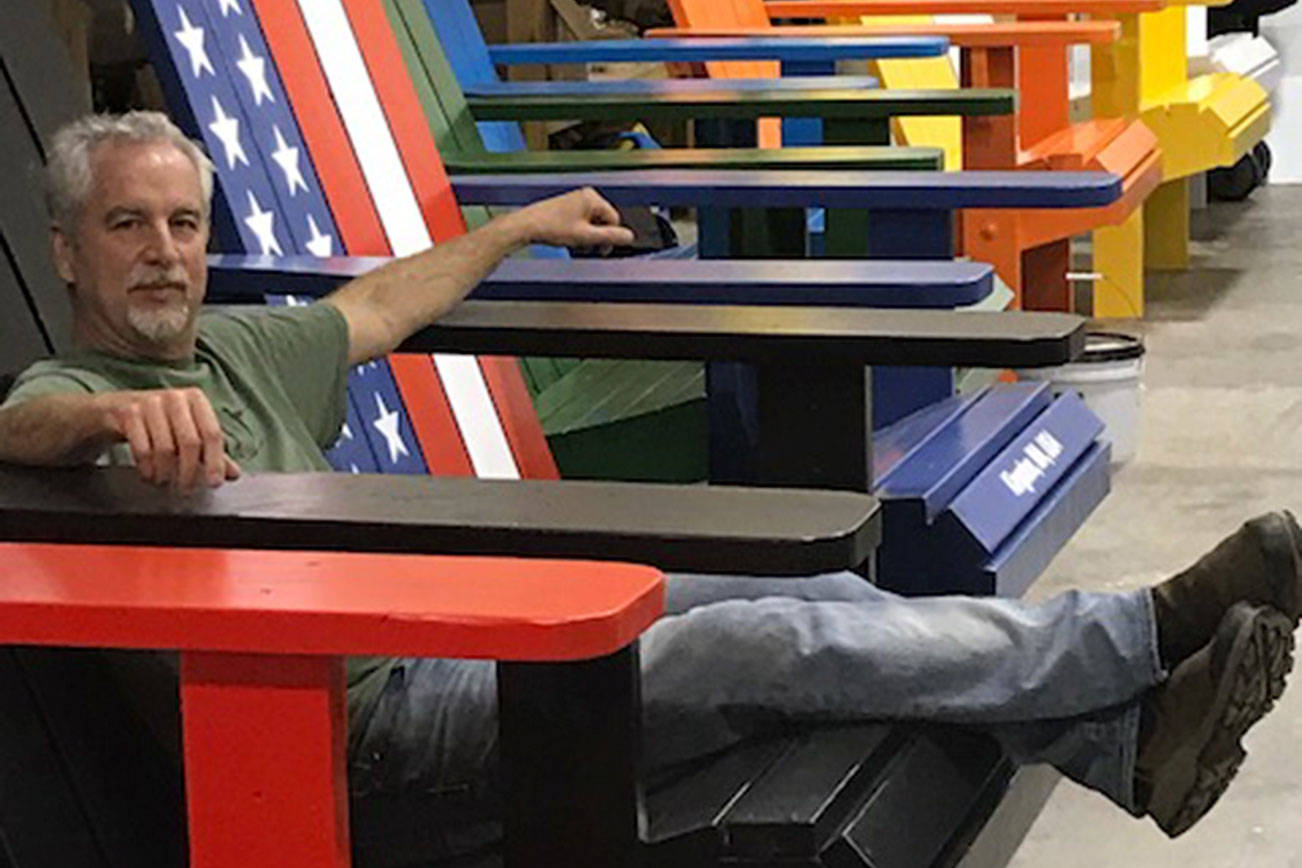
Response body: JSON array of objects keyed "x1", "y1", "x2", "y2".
[
  {"x1": 584, "y1": 189, "x2": 623, "y2": 227},
  {"x1": 140, "y1": 397, "x2": 177, "y2": 487},
  {"x1": 167, "y1": 391, "x2": 204, "y2": 492},
  {"x1": 188, "y1": 391, "x2": 229, "y2": 487},
  {"x1": 119, "y1": 407, "x2": 155, "y2": 483},
  {"x1": 223, "y1": 456, "x2": 242, "y2": 481},
  {"x1": 598, "y1": 225, "x2": 636, "y2": 246}
]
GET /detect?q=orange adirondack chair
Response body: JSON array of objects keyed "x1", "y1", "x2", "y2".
[{"x1": 652, "y1": 1, "x2": 1163, "y2": 312}]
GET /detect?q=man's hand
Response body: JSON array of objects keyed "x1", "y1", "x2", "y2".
[
  {"x1": 511, "y1": 188, "x2": 637, "y2": 252},
  {"x1": 95, "y1": 388, "x2": 241, "y2": 492}
]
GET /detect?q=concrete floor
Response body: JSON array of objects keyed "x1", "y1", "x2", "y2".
[{"x1": 1008, "y1": 186, "x2": 1302, "y2": 866}]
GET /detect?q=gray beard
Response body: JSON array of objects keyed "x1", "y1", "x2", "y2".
[{"x1": 126, "y1": 301, "x2": 193, "y2": 345}]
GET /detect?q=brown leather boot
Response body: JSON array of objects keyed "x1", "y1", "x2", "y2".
[
  {"x1": 1136, "y1": 602, "x2": 1295, "y2": 838},
  {"x1": 1151, "y1": 511, "x2": 1302, "y2": 668}
]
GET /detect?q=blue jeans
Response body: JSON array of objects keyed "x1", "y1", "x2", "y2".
[{"x1": 348, "y1": 572, "x2": 1163, "y2": 849}]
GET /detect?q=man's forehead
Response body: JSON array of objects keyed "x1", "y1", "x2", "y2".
[{"x1": 88, "y1": 140, "x2": 203, "y2": 208}]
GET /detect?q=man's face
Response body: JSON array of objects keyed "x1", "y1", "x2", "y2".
[{"x1": 52, "y1": 139, "x2": 209, "y2": 359}]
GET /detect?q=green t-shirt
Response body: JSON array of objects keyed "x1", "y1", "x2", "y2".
[{"x1": 3, "y1": 303, "x2": 394, "y2": 730}]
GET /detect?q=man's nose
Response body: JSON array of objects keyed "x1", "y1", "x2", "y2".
[{"x1": 142, "y1": 220, "x2": 181, "y2": 264}]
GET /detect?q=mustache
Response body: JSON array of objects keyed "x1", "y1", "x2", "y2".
[{"x1": 127, "y1": 266, "x2": 190, "y2": 291}]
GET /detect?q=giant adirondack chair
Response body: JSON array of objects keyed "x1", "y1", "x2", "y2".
[
  {"x1": 0, "y1": 306, "x2": 1076, "y2": 868},
  {"x1": 645, "y1": 1, "x2": 1164, "y2": 313},
  {"x1": 0, "y1": 12, "x2": 1089, "y2": 866},
  {"x1": 747, "y1": 0, "x2": 1271, "y2": 313}
]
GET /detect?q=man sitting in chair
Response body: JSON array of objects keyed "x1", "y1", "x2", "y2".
[{"x1": 1, "y1": 112, "x2": 1299, "y2": 853}]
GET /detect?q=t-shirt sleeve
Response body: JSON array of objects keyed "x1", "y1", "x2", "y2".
[
  {"x1": 1, "y1": 366, "x2": 95, "y2": 409},
  {"x1": 1, "y1": 366, "x2": 130, "y2": 465},
  {"x1": 201, "y1": 304, "x2": 351, "y2": 449}
]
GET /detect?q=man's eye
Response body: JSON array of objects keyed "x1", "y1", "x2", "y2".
[{"x1": 111, "y1": 218, "x2": 140, "y2": 231}]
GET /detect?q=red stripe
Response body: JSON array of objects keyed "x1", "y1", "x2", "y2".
[
  {"x1": 250, "y1": 0, "x2": 390, "y2": 255},
  {"x1": 339, "y1": 0, "x2": 467, "y2": 244},
  {"x1": 251, "y1": 0, "x2": 465, "y2": 468},
  {"x1": 479, "y1": 357, "x2": 559, "y2": 480},
  {"x1": 387, "y1": 354, "x2": 475, "y2": 476}
]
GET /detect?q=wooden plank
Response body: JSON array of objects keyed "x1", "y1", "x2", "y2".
[
  {"x1": 487, "y1": 35, "x2": 948, "y2": 64},
  {"x1": 451, "y1": 168, "x2": 1123, "y2": 210},
  {"x1": 764, "y1": 0, "x2": 1162, "y2": 14},
  {"x1": 466, "y1": 87, "x2": 1015, "y2": 122},
  {"x1": 0, "y1": 539, "x2": 663, "y2": 661},
  {"x1": 462, "y1": 74, "x2": 886, "y2": 95},
  {"x1": 0, "y1": 466, "x2": 882, "y2": 576},
  {"x1": 0, "y1": 1, "x2": 90, "y2": 142},
  {"x1": 181, "y1": 653, "x2": 348, "y2": 868},
  {"x1": 0, "y1": 69, "x2": 73, "y2": 352},
  {"x1": 207, "y1": 254, "x2": 994, "y2": 308},
  {"x1": 12, "y1": 647, "x2": 187, "y2": 868},
  {"x1": 442, "y1": 143, "x2": 943, "y2": 172},
  {"x1": 648, "y1": 20, "x2": 1122, "y2": 47},
  {"x1": 0, "y1": 649, "x2": 108, "y2": 867},
  {"x1": 0, "y1": 238, "x2": 52, "y2": 373},
  {"x1": 394, "y1": 299, "x2": 1086, "y2": 369}
]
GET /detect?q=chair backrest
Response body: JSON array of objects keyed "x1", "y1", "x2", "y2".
[
  {"x1": 418, "y1": 0, "x2": 531, "y2": 153},
  {"x1": 132, "y1": 0, "x2": 557, "y2": 480},
  {"x1": 0, "y1": 10, "x2": 84, "y2": 372}
]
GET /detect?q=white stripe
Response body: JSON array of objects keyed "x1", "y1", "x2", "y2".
[
  {"x1": 434, "y1": 356, "x2": 520, "y2": 479},
  {"x1": 295, "y1": 0, "x2": 518, "y2": 479},
  {"x1": 296, "y1": 0, "x2": 430, "y2": 256}
]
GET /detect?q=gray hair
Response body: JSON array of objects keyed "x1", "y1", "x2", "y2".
[{"x1": 46, "y1": 111, "x2": 215, "y2": 233}]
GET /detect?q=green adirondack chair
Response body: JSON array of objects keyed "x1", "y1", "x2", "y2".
[{"x1": 376, "y1": 0, "x2": 1022, "y2": 477}]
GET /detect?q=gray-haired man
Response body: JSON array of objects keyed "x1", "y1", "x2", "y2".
[{"x1": 1, "y1": 112, "x2": 1299, "y2": 860}]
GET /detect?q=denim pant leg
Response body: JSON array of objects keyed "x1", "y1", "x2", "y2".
[
  {"x1": 664, "y1": 570, "x2": 878, "y2": 614},
  {"x1": 638, "y1": 582, "x2": 1164, "y2": 811},
  {"x1": 350, "y1": 579, "x2": 1164, "y2": 838},
  {"x1": 985, "y1": 702, "x2": 1144, "y2": 813}
]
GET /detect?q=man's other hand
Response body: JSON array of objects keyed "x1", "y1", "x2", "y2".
[
  {"x1": 514, "y1": 188, "x2": 637, "y2": 252},
  {"x1": 95, "y1": 388, "x2": 241, "y2": 492}
]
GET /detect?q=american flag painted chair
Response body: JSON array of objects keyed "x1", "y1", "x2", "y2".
[{"x1": 133, "y1": 0, "x2": 560, "y2": 481}]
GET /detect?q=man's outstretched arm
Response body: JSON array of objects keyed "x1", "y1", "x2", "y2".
[
  {"x1": 325, "y1": 189, "x2": 635, "y2": 365},
  {"x1": 0, "y1": 389, "x2": 240, "y2": 489}
]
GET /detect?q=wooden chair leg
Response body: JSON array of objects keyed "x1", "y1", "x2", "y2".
[
  {"x1": 181, "y1": 652, "x2": 350, "y2": 868},
  {"x1": 1094, "y1": 207, "x2": 1146, "y2": 318},
  {"x1": 1145, "y1": 178, "x2": 1191, "y2": 270}
]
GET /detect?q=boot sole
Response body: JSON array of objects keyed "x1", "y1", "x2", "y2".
[{"x1": 1148, "y1": 604, "x2": 1295, "y2": 838}]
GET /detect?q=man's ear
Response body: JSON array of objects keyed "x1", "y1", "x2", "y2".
[{"x1": 50, "y1": 226, "x2": 76, "y2": 285}]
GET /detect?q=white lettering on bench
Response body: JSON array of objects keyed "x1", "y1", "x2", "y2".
[{"x1": 999, "y1": 430, "x2": 1065, "y2": 497}]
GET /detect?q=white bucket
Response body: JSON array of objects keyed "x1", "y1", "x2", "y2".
[{"x1": 1018, "y1": 333, "x2": 1145, "y2": 466}]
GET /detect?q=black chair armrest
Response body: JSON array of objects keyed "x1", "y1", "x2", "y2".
[
  {"x1": 404, "y1": 300, "x2": 1085, "y2": 370},
  {"x1": 0, "y1": 466, "x2": 879, "y2": 576}
]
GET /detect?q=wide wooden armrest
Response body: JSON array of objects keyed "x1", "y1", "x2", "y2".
[
  {"x1": 208, "y1": 254, "x2": 995, "y2": 309},
  {"x1": 486, "y1": 35, "x2": 947, "y2": 66},
  {"x1": 765, "y1": 0, "x2": 1162, "y2": 14},
  {"x1": 466, "y1": 87, "x2": 1013, "y2": 123},
  {"x1": 442, "y1": 144, "x2": 942, "y2": 174},
  {"x1": 461, "y1": 75, "x2": 882, "y2": 99},
  {"x1": 400, "y1": 300, "x2": 1086, "y2": 368},
  {"x1": 648, "y1": 20, "x2": 1121, "y2": 48},
  {"x1": 0, "y1": 541, "x2": 663, "y2": 661},
  {"x1": 451, "y1": 169, "x2": 1123, "y2": 210},
  {"x1": 0, "y1": 466, "x2": 881, "y2": 576}
]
